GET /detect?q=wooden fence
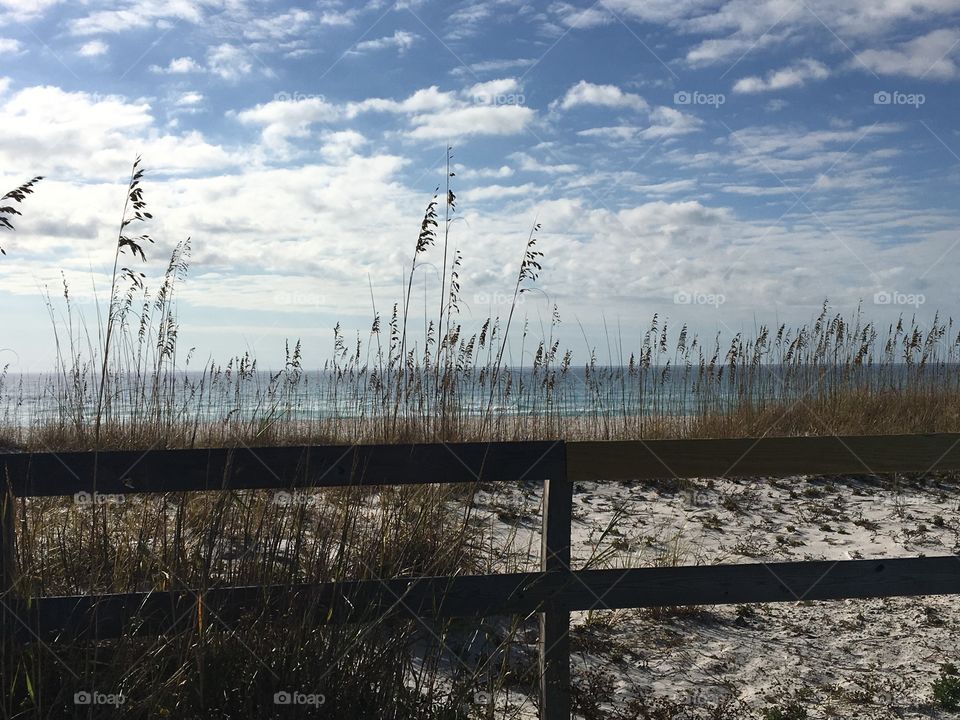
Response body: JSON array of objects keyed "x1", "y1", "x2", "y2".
[{"x1": 3, "y1": 433, "x2": 960, "y2": 719}]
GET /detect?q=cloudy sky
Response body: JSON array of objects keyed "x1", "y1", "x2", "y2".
[{"x1": 1, "y1": 0, "x2": 959, "y2": 370}]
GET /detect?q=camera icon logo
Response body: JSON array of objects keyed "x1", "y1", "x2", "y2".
[
  {"x1": 874, "y1": 91, "x2": 891, "y2": 105},
  {"x1": 74, "y1": 691, "x2": 92, "y2": 705},
  {"x1": 674, "y1": 91, "x2": 691, "y2": 105}
]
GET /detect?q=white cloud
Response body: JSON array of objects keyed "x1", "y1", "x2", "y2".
[
  {"x1": 238, "y1": 83, "x2": 535, "y2": 148},
  {"x1": 733, "y1": 59, "x2": 830, "y2": 93},
  {"x1": 682, "y1": 0, "x2": 960, "y2": 39},
  {"x1": 589, "y1": 0, "x2": 717, "y2": 24},
  {"x1": 642, "y1": 106, "x2": 703, "y2": 138},
  {"x1": 175, "y1": 91, "x2": 203, "y2": 107},
  {"x1": 466, "y1": 78, "x2": 520, "y2": 100},
  {"x1": 150, "y1": 49, "x2": 257, "y2": 80},
  {"x1": 686, "y1": 33, "x2": 782, "y2": 66},
  {"x1": 561, "y1": 0, "x2": 960, "y2": 72},
  {"x1": 351, "y1": 86, "x2": 456, "y2": 115},
  {"x1": 67, "y1": 0, "x2": 212, "y2": 36},
  {"x1": 577, "y1": 125, "x2": 639, "y2": 142},
  {"x1": 0, "y1": 38, "x2": 22, "y2": 54},
  {"x1": 0, "y1": 85, "x2": 239, "y2": 178},
  {"x1": 243, "y1": 8, "x2": 314, "y2": 41},
  {"x1": 406, "y1": 104, "x2": 534, "y2": 139},
  {"x1": 854, "y1": 28, "x2": 960, "y2": 79},
  {"x1": 207, "y1": 44, "x2": 254, "y2": 81},
  {"x1": 814, "y1": 0, "x2": 960, "y2": 36},
  {"x1": 453, "y1": 164, "x2": 515, "y2": 179},
  {"x1": 0, "y1": 155, "x2": 417, "y2": 324},
  {"x1": 352, "y1": 30, "x2": 419, "y2": 54},
  {"x1": 77, "y1": 40, "x2": 108, "y2": 57},
  {"x1": 318, "y1": 9, "x2": 359, "y2": 26},
  {"x1": 450, "y1": 58, "x2": 535, "y2": 77},
  {"x1": 550, "y1": 2, "x2": 614, "y2": 28},
  {"x1": 460, "y1": 182, "x2": 542, "y2": 202},
  {"x1": 236, "y1": 96, "x2": 342, "y2": 151},
  {"x1": 633, "y1": 179, "x2": 697, "y2": 195},
  {"x1": 720, "y1": 184, "x2": 797, "y2": 196},
  {"x1": 0, "y1": 0, "x2": 63, "y2": 22},
  {"x1": 68, "y1": 0, "x2": 205, "y2": 35},
  {"x1": 553, "y1": 80, "x2": 649, "y2": 112},
  {"x1": 718, "y1": 122, "x2": 903, "y2": 177},
  {"x1": 149, "y1": 56, "x2": 202, "y2": 74},
  {"x1": 510, "y1": 152, "x2": 578, "y2": 174},
  {"x1": 576, "y1": 107, "x2": 702, "y2": 143},
  {"x1": 319, "y1": 129, "x2": 367, "y2": 161}
]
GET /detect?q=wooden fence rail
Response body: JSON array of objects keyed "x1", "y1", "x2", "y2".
[{"x1": 2, "y1": 433, "x2": 960, "y2": 719}]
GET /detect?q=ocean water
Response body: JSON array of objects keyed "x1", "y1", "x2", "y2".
[{"x1": 0, "y1": 364, "x2": 952, "y2": 426}]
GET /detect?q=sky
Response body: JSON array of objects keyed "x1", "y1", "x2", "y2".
[{"x1": 1, "y1": 0, "x2": 960, "y2": 370}]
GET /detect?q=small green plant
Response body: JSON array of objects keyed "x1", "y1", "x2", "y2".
[
  {"x1": 933, "y1": 663, "x2": 960, "y2": 710},
  {"x1": 721, "y1": 495, "x2": 740, "y2": 512},
  {"x1": 762, "y1": 701, "x2": 808, "y2": 720}
]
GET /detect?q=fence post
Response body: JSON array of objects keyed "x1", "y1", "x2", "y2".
[{"x1": 540, "y1": 448, "x2": 572, "y2": 720}]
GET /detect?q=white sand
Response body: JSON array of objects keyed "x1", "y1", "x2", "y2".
[{"x1": 455, "y1": 473, "x2": 960, "y2": 719}]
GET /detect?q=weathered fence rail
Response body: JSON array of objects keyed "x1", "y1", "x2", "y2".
[{"x1": 3, "y1": 433, "x2": 960, "y2": 719}]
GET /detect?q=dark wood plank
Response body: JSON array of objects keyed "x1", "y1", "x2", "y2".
[
  {"x1": 0, "y1": 441, "x2": 565, "y2": 497},
  {"x1": 572, "y1": 555, "x2": 960, "y2": 609},
  {"x1": 5, "y1": 572, "x2": 553, "y2": 640},
  {"x1": 540, "y1": 469, "x2": 572, "y2": 720},
  {"x1": 568, "y1": 433, "x2": 960, "y2": 481},
  {"x1": 8, "y1": 556, "x2": 957, "y2": 640},
  {"x1": 9, "y1": 433, "x2": 960, "y2": 496}
]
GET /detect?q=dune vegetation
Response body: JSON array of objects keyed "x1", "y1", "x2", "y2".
[{"x1": 1, "y1": 159, "x2": 959, "y2": 718}]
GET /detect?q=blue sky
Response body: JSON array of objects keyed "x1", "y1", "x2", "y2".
[{"x1": 1, "y1": 0, "x2": 960, "y2": 369}]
